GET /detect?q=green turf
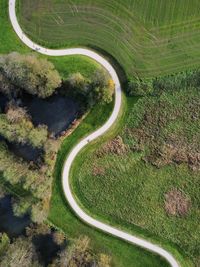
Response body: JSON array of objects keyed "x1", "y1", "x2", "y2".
[
  {"x1": 18, "y1": 0, "x2": 200, "y2": 78},
  {"x1": 70, "y1": 91, "x2": 199, "y2": 267}
]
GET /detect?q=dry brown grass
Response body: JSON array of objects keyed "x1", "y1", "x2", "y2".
[
  {"x1": 126, "y1": 91, "x2": 200, "y2": 171},
  {"x1": 92, "y1": 165, "x2": 105, "y2": 176},
  {"x1": 164, "y1": 189, "x2": 191, "y2": 217},
  {"x1": 96, "y1": 136, "x2": 129, "y2": 157}
]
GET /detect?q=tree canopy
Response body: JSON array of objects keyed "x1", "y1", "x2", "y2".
[
  {"x1": 0, "y1": 52, "x2": 61, "y2": 98},
  {"x1": 67, "y1": 69, "x2": 114, "y2": 106}
]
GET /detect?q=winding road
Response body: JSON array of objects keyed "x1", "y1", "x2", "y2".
[{"x1": 9, "y1": 1, "x2": 180, "y2": 266}]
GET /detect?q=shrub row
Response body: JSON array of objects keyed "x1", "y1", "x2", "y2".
[{"x1": 127, "y1": 69, "x2": 200, "y2": 96}]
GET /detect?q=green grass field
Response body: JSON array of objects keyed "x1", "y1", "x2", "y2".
[
  {"x1": 0, "y1": 1, "x2": 173, "y2": 266},
  {"x1": 70, "y1": 89, "x2": 200, "y2": 266},
  {"x1": 49, "y1": 95, "x2": 170, "y2": 267},
  {"x1": 18, "y1": 0, "x2": 200, "y2": 78}
]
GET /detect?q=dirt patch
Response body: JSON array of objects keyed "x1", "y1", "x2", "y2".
[
  {"x1": 97, "y1": 136, "x2": 129, "y2": 157},
  {"x1": 164, "y1": 189, "x2": 191, "y2": 217}
]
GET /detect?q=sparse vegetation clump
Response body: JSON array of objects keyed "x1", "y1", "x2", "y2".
[
  {"x1": 164, "y1": 189, "x2": 191, "y2": 217},
  {"x1": 97, "y1": 136, "x2": 129, "y2": 157},
  {"x1": 92, "y1": 165, "x2": 106, "y2": 177},
  {"x1": 125, "y1": 87, "x2": 200, "y2": 171}
]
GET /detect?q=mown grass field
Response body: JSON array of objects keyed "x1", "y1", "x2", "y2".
[
  {"x1": 71, "y1": 89, "x2": 200, "y2": 266},
  {"x1": 0, "y1": 1, "x2": 172, "y2": 266},
  {"x1": 18, "y1": 0, "x2": 200, "y2": 77},
  {"x1": 0, "y1": 0, "x2": 101, "y2": 78}
]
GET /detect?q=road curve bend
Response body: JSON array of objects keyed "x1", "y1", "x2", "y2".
[{"x1": 9, "y1": 1, "x2": 180, "y2": 266}]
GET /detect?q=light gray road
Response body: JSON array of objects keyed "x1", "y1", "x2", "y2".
[{"x1": 9, "y1": 1, "x2": 180, "y2": 266}]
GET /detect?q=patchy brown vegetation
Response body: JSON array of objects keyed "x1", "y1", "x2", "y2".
[
  {"x1": 126, "y1": 91, "x2": 200, "y2": 171},
  {"x1": 97, "y1": 136, "x2": 129, "y2": 157},
  {"x1": 164, "y1": 189, "x2": 191, "y2": 217},
  {"x1": 92, "y1": 165, "x2": 105, "y2": 176},
  {"x1": 143, "y1": 143, "x2": 200, "y2": 171}
]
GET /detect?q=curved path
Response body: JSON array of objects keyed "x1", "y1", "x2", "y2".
[{"x1": 9, "y1": 1, "x2": 180, "y2": 266}]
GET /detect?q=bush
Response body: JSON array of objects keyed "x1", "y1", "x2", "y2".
[
  {"x1": 66, "y1": 69, "x2": 114, "y2": 106},
  {"x1": 92, "y1": 68, "x2": 110, "y2": 88},
  {"x1": 28, "y1": 125, "x2": 48, "y2": 148},
  {"x1": 31, "y1": 200, "x2": 49, "y2": 223},
  {"x1": 68, "y1": 72, "x2": 88, "y2": 91},
  {"x1": 127, "y1": 68, "x2": 200, "y2": 96},
  {"x1": 90, "y1": 69, "x2": 114, "y2": 105},
  {"x1": 0, "y1": 113, "x2": 48, "y2": 147},
  {"x1": 0, "y1": 233, "x2": 9, "y2": 256},
  {"x1": 0, "y1": 237, "x2": 40, "y2": 267},
  {"x1": 127, "y1": 77, "x2": 153, "y2": 96},
  {"x1": 6, "y1": 104, "x2": 29, "y2": 123},
  {"x1": 12, "y1": 197, "x2": 31, "y2": 217}
]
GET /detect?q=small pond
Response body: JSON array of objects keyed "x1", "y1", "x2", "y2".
[
  {"x1": 22, "y1": 93, "x2": 80, "y2": 136},
  {"x1": 0, "y1": 93, "x2": 8, "y2": 112},
  {"x1": 33, "y1": 231, "x2": 65, "y2": 267},
  {"x1": 0, "y1": 91, "x2": 80, "y2": 162},
  {"x1": 7, "y1": 142, "x2": 43, "y2": 163},
  {"x1": 0, "y1": 136, "x2": 43, "y2": 163},
  {"x1": 0, "y1": 195, "x2": 31, "y2": 238},
  {"x1": 0, "y1": 195, "x2": 65, "y2": 266}
]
